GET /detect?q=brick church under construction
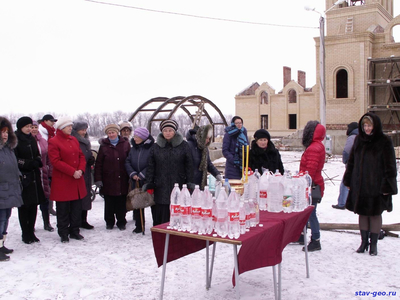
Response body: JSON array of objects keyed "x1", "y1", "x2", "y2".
[{"x1": 235, "y1": 0, "x2": 400, "y2": 147}]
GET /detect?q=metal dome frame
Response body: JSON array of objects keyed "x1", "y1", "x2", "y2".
[{"x1": 128, "y1": 95, "x2": 228, "y2": 137}]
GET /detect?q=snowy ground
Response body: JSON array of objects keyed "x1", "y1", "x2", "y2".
[{"x1": 1, "y1": 151, "x2": 399, "y2": 300}]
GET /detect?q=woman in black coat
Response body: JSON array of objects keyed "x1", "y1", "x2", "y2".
[
  {"x1": 249, "y1": 129, "x2": 284, "y2": 175},
  {"x1": 343, "y1": 113, "x2": 397, "y2": 256},
  {"x1": 71, "y1": 121, "x2": 95, "y2": 230},
  {"x1": 186, "y1": 124, "x2": 221, "y2": 190},
  {"x1": 14, "y1": 117, "x2": 46, "y2": 244},
  {"x1": 143, "y1": 119, "x2": 194, "y2": 226},
  {"x1": 125, "y1": 127, "x2": 154, "y2": 233}
]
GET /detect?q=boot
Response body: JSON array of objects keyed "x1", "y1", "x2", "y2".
[
  {"x1": 356, "y1": 230, "x2": 369, "y2": 253},
  {"x1": 0, "y1": 251, "x2": 10, "y2": 261},
  {"x1": 0, "y1": 235, "x2": 13, "y2": 254},
  {"x1": 49, "y1": 200, "x2": 57, "y2": 216},
  {"x1": 369, "y1": 233, "x2": 379, "y2": 256},
  {"x1": 80, "y1": 210, "x2": 94, "y2": 230},
  {"x1": 302, "y1": 239, "x2": 321, "y2": 252},
  {"x1": 42, "y1": 211, "x2": 54, "y2": 232}
]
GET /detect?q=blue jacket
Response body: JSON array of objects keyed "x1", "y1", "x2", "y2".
[{"x1": 222, "y1": 127, "x2": 248, "y2": 180}]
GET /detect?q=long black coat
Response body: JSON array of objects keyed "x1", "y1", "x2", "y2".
[
  {"x1": 14, "y1": 130, "x2": 46, "y2": 206},
  {"x1": 249, "y1": 139, "x2": 284, "y2": 175},
  {"x1": 145, "y1": 132, "x2": 193, "y2": 205},
  {"x1": 343, "y1": 113, "x2": 397, "y2": 216}
]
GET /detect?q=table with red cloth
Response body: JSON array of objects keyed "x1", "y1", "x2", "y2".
[{"x1": 151, "y1": 206, "x2": 314, "y2": 299}]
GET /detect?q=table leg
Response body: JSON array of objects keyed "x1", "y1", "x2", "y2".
[
  {"x1": 278, "y1": 263, "x2": 281, "y2": 300},
  {"x1": 272, "y1": 265, "x2": 278, "y2": 300},
  {"x1": 206, "y1": 240, "x2": 210, "y2": 289},
  {"x1": 209, "y1": 242, "x2": 217, "y2": 289},
  {"x1": 159, "y1": 233, "x2": 170, "y2": 300},
  {"x1": 303, "y1": 225, "x2": 310, "y2": 278},
  {"x1": 233, "y1": 245, "x2": 239, "y2": 296}
]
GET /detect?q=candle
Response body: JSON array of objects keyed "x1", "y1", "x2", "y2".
[
  {"x1": 242, "y1": 145, "x2": 245, "y2": 181},
  {"x1": 245, "y1": 145, "x2": 249, "y2": 182}
]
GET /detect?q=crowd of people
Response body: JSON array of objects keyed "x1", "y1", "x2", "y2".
[{"x1": 0, "y1": 112, "x2": 397, "y2": 261}]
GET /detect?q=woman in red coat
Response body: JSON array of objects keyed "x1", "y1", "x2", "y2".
[
  {"x1": 299, "y1": 120, "x2": 326, "y2": 252},
  {"x1": 48, "y1": 117, "x2": 87, "y2": 243}
]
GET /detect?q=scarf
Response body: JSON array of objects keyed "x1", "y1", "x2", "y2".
[
  {"x1": 225, "y1": 123, "x2": 248, "y2": 170},
  {"x1": 110, "y1": 137, "x2": 119, "y2": 146},
  {"x1": 41, "y1": 122, "x2": 56, "y2": 139}
]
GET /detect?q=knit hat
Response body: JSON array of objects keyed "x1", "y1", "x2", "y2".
[
  {"x1": 41, "y1": 114, "x2": 58, "y2": 122},
  {"x1": 254, "y1": 129, "x2": 271, "y2": 141},
  {"x1": 134, "y1": 127, "x2": 149, "y2": 140},
  {"x1": 119, "y1": 121, "x2": 133, "y2": 132},
  {"x1": 104, "y1": 124, "x2": 120, "y2": 134},
  {"x1": 73, "y1": 121, "x2": 89, "y2": 131},
  {"x1": 56, "y1": 116, "x2": 73, "y2": 130},
  {"x1": 32, "y1": 120, "x2": 39, "y2": 126},
  {"x1": 16, "y1": 116, "x2": 33, "y2": 130},
  {"x1": 160, "y1": 119, "x2": 178, "y2": 132},
  {"x1": 346, "y1": 122, "x2": 358, "y2": 136}
]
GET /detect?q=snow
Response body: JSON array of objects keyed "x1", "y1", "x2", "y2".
[{"x1": 1, "y1": 151, "x2": 399, "y2": 300}]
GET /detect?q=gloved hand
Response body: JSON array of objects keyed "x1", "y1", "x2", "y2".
[
  {"x1": 32, "y1": 158, "x2": 42, "y2": 169},
  {"x1": 187, "y1": 182, "x2": 196, "y2": 191},
  {"x1": 95, "y1": 181, "x2": 103, "y2": 188},
  {"x1": 87, "y1": 156, "x2": 95, "y2": 166},
  {"x1": 216, "y1": 174, "x2": 223, "y2": 182}
]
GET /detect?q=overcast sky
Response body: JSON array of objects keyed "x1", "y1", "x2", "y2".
[{"x1": 0, "y1": 0, "x2": 398, "y2": 118}]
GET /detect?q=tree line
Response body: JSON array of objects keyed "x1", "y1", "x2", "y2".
[{"x1": 4, "y1": 111, "x2": 232, "y2": 139}]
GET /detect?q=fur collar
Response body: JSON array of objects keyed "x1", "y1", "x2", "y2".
[
  {"x1": 0, "y1": 117, "x2": 17, "y2": 150},
  {"x1": 156, "y1": 131, "x2": 184, "y2": 148}
]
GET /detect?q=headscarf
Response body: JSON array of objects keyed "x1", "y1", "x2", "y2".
[{"x1": 225, "y1": 117, "x2": 248, "y2": 170}]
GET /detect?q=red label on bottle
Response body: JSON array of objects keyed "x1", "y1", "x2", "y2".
[
  {"x1": 239, "y1": 219, "x2": 246, "y2": 226},
  {"x1": 246, "y1": 214, "x2": 251, "y2": 221},
  {"x1": 202, "y1": 208, "x2": 212, "y2": 218},
  {"x1": 171, "y1": 204, "x2": 180, "y2": 214},
  {"x1": 192, "y1": 207, "x2": 201, "y2": 216},
  {"x1": 260, "y1": 190, "x2": 267, "y2": 198},
  {"x1": 249, "y1": 212, "x2": 256, "y2": 219},
  {"x1": 228, "y1": 212, "x2": 239, "y2": 222},
  {"x1": 181, "y1": 206, "x2": 192, "y2": 215}
]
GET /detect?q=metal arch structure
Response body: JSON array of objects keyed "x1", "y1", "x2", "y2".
[{"x1": 128, "y1": 95, "x2": 228, "y2": 137}]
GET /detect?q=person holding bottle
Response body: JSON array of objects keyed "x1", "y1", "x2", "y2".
[
  {"x1": 249, "y1": 128, "x2": 284, "y2": 175},
  {"x1": 0, "y1": 116, "x2": 23, "y2": 261},
  {"x1": 143, "y1": 119, "x2": 194, "y2": 226},
  {"x1": 14, "y1": 116, "x2": 46, "y2": 244},
  {"x1": 222, "y1": 116, "x2": 249, "y2": 180},
  {"x1": 343, "y1": 113, "x2": 397, "y2": 256},
  {"x1": 299, "y1": 120, "x2": 326, "y2": 252},
  {"x1": 186, "y1": 124, "x2": 222, "y2": 190}
]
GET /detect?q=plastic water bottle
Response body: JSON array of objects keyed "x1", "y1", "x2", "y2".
[
  {"x1": 200, "y1": 186, "x2": 214, "y2": 235},
  {"x1": 208, "y1": 175, "x2": 216, "y2": 195},
  {"x1": 267, "y1": 170, "x2": 283, "y2": 213},
  {"x1": 299, "y1": 173, "x2": 309, "y2": 210},
  {"x1": 248, "y1": 199, "x2": 257, "y2": 227},
  {"x1": 169, "y1": 183, "x2": 181, "y2": 229},
  {"x1": 227, "y1": 188, "x2": 240, "y2": 239},
  {"x1": 258, "y1": 170, "x2": 270, "y2": 211},
  {"x1": 282, "y1": 172, "x2": 294, "y2": 213},
  {"x1": 215, "y1": 186, "x2": 228, "y2": 237},
  {"x1": 179, "y1": 184, "x2": 192, "y2": 231},
  {"x1": 191, "y1": 185, "x2": 202, "y2": 233},
  {"x1": 244, "y1": 199, "x2": 251, "y2": 230},
  {"x1": 211, "y1": 196, "x2": 217, "y2": 233},
  {"x1": 253, "y1": 169, "x2": 261, "y2": 224},
  {"x1": 304, "y1": 171, "x2": 313, "y2": 206},
  {"x1": 239, "y1": 198, "x2": 246, "y2": 235}
]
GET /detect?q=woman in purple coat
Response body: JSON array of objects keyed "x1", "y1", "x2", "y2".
[{"x1": 222, "y1": 116, "x2": 249, "y2": 180}]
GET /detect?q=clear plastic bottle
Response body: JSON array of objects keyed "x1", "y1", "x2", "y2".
[
  {"x1": 258, "y1": 169, "x2": 270, "y2": 211},
  {"x1": 215, "y1": 187, "x2": 228, "y2": 237},
  {"x1": 244, "y1": 199, "x2": 251, "y2": 230},
  {"x1": 253, "y1": 169, "x2": 261, "y2": 224},
  {"x1": 267, "y1": 170, "x2": 283, "y2": 213},
  {"x1": 200, "y1": 186, "x2": 214, "y2": 235},
  {"x1": 282, "y1": 172, "x2": 294, "y2": 213},
  {"x1": 239, "y1": 198, "x2": 246, "y2": 235},
  {"x1": 248, "y1": 199, "x2": 257, "y2": 227},
  {"x1": 178, "y1": 184, "x2": 192, "y2": 231},
  {"x1": 227, "y1": 188, "x2": 240, "y2": 239},
  {"x1": 169, "y1": 183, "x2": 181, "y2": 229},
  {"x1": 191, "y1": 185, "x2": 202, "y2": 233}
]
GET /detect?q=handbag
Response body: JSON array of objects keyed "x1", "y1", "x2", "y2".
[
  {"x1": 126, "y1": 181, "x2": 155, "y2": 211},
  {"x1": 311, "y1": 182, "x2": 322, "y2": 204}
]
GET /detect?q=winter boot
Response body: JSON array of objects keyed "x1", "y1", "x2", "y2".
[
  {"x1": 0, "y1": 235, "x2": 13, "y2": 254},
  {"x1": 80, "y1": 210, "x2": 94, "y2": 230},
  {"x1": 0, "y1": 251, "x2": 10, "y2": 261},
  {"x1": 42, "y1": 211, "x2": 54, "y2": 232},
  {"x1": 356, "y1": 230, "x2": 369, "y2": 253},
  {"x1": 302, "y1": 239, "x2": 321, "y2": 252},
  {"x1": 49, "y1": 200, "x2": 57, "y2": 216},
  {"x1": 369, "y1": 233, "x2": 379, "y2": 256}
]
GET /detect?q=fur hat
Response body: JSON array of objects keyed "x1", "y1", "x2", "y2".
[
  {"x1": 119, "y1": 121, "x2": 133, "y2": 132},
  {"x1": 56, "y1": 116, "x2": 73, "y2": 130},
  {"x1": 16, "y1": 116, "x2": 33, "y2": 130},
  {"x1": 254, "y1": 129, "x2": 271, "y2": 141},
  {"x1": 134, "y1": 127, "x2": 149, "y2": 140},
  {"x1": 104, "y1": 124, "x2": 120, "y2": 134},
  {"x1": 0, "y1": 116, "x2": 17, "y2": 149},
  {"x1": 73, "y1": 121, "x2": 89, "y2": 132},
  {"x1": 160, "y1": 119, "x2": 178, "y2": 132}
]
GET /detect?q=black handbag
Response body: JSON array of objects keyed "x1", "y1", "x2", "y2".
[{"x1": 311, "y1": 182, "x2": 322, "y2": 204}]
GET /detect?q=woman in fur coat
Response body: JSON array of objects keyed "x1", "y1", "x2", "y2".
[
  {"x1": 343, "y1": 113, "x2": 397, "y2": 256},
  {"x1": 143, "y1": 119, "x2": 194, "y2": 226},
  {"x1": 0, "y1": 116, "x2": 23, "y2": 261},
  {"x1": 14, "y1": 116, "x2": 46, "y2": 244},
  {"x1": 299, "y1": 120, "x2": 326, "y2": 252},
  {"x1": 249, "y1": 129, "x2": 284, "y2": 175}
]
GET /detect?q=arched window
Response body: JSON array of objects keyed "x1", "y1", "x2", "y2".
[
  {"x1": 392, "y1": 24, "x2": 400, "y2": 43},
  {"x1": 288, "y1": 89, "x2": 296, "y2": 103},
  {"x1": 336, "y1": 69, "x2": 348, "y2": 98},
  {"x1": 260, "y1": 91, "x2": 268, "y2": 104}
]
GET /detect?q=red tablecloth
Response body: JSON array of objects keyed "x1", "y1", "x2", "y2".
[{"x1": 151, "y1": 206, "x2": 313, "y2": 286}]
